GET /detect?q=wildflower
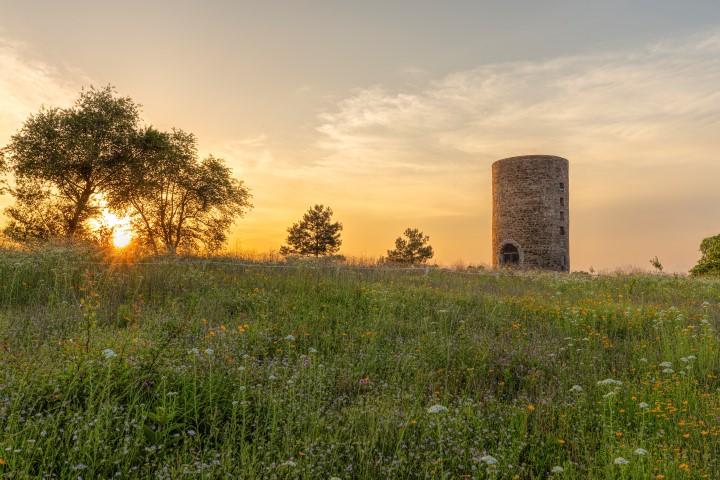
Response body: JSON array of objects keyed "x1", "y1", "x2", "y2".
[
  {"x1": 634, "y1": 448, "x2": 648, "y2": 456},
  {"x1": 102, "y1": 349, "x2": 118, "y2": 359},
  {"x1": 687, "y1": 355, "x2": 696, "y2": 360},
  {"x1": 603, "y1": 391, "x2": 616, "y2": 398},
  {"x1": 680, "y1": 357, "x2": 688, "y2": 363},
  {"x1": 205, "y1": 348, "x2": 214, "y2": 355},
  {"x1": 662, "y1": 368, "x2": 674, "y2": 374},
  {"x1": 527, "y1": 405, "x2": 535, "y2": 411},
  {"x1": 187, "y1": 429, "x2": 196, "y2": 436},
  {"x1": 279, "y1": 460, "x2": 297, "y2": 467},
  {"x1": 551, "y1": 466, "x2": 564, "y2": 473},
  {"x1": 359, "y1": 377, "x2": 370, "y2": 385},
  {"x1": 639, "y1": 402, "x2": 650, "y2": 409},
  {"x1": 309, "y1": 347, "x2": 317, "y2": 353},
  {"x1": 188, "y1": 348, "x2": 200, "y2": 355},
  {"x1": 0, "y1": 458, "x2": 4, "y2": 465},
  {"x1": 284, "y1": 335, "x2": 296, "y2": 342},
  {"x1": 570, "y1": 385, "x2": 583, "y2": 392},
  {"x1": 659, "y1": 361, "x2": 672, "y2": 368},
  {"x1": 614, "y1": 457, "x2": 629, "y2": 465},
  {"x1": 597, "y1": 379, "x2": 623, "y2": 386},
  {"x1": 639, "y1": 358, "x2": 648, "y2": 362},
  {"x1": 427, "y1": 404, "x2": 448, "y2": 414},
  {"x1": 480, "y1": 455, "x2": 498, "y2": 465},
  {"x1": 268, "y1": 374, "x2": 277, "y2": 381}
]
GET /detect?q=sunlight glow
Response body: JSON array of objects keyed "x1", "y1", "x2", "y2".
[
  {"x1": 100, "y1": 211, "x2": 133, "y2": 248},
  {"x1": 113, "y1": 227, "x2": 133, "y2": 248}
]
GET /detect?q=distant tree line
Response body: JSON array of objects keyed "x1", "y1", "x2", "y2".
[{"x1": 279, "y1": 204, "x2": 434, "y2": 264}]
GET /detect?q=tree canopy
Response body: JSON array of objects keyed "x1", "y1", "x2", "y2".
[
  {"x1": 690, "y1": 234, "x2": 720, "y2": 276},
  {"x1": 109, "y1": 128, "x2": 252, "y2": 255},
  {"x1": 280, "y1": 204, "x2": 342, "y2": 257},
  {"x1": 3, "y1": 85, "x2": 141, "y2": 240},
  {"x1": 385, "y1": 228, "x2": 434, "y2": 264},
  {"x1": 2, "y1": 85, "x2": 252, "y2": 253}
]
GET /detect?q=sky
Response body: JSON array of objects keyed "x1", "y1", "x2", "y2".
[{"x1": 1, "y1": 0, "x2": 719, "y2": 272}]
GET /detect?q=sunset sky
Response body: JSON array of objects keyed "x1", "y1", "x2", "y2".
[{"x1": 1, "y1": 1, "x2": 719, "y2": 272}]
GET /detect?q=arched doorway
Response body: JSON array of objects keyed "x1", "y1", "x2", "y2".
[{"x1": 500, "y1": 243, "x2": 520, "y2": 266}]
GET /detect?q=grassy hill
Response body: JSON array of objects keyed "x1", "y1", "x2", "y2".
[{"x1": 1, "y1": 246, "x2": 719, "y2": 478}]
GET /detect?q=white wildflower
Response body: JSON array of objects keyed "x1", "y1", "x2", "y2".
[
  {"x1": 597, "y1": 379, "x2": 623, "y2": 386},
  {"x1": 551, "y1": 466, "x2": 564, "y2": 473},
  {"x1": 687, "y1": 355, "x2": 696, "y2": 360},
  {"x1": 427, "y1": 404, "x2": 448, "y2": 414},
  {"x1": 680, "y1": 357, "x2": 689, "y2": 363},
  {"x1": 662, "y1": 368, "x2": 674, "y2": 374},
  {"x1": 102, "y1": 349, "x2": 118, "y2": 359},
  {"x1": 284, "y1": 335, "x2": 296, "y2": 342},
  {"x1": 188, "y1": 348, "x2": 200, "y2": 355},
  {"x1": 280, "y1": 460, "x2": 297, "y2": 467},
  {"x1": 614, "y1": 457, "x2": 629, "y2": 465},
  {"x1": 268, "y1": 374, "x2": 277, "y2": 381},
  {"x1": 186, "y1": 429, "x2": 196, "y2": 436},
  {"x1": 633, "y1": 448, "x2": 648, "y2": 456},
  {"x1": 480, "y1": 455, "x2": 498, "y2": 465},
  {"x1": 309, "y1": 347, "x2": 318, "y2": 353},
  {"x1": 639, "y1": 358, "x2": 648, "y2": 363},
  {"x1": 659, "y1": 361, "x2": 672, "y2": 368},
  {"x1": 570, "y1": 385, "x2": 583, "y2": 392},
  {"x1": 639, "y1": 402, "x2": 650, "y2": 409},
  {"x1": 204, "y1": 348, "x2": 214, "y2": 355}
]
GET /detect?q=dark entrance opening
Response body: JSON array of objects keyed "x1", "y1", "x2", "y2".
[{"x1": 500, "y1": 243, "x2": 520, "y2": 265}]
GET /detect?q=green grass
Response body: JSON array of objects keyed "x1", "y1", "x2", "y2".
[{"x1": 0, "y1": 245, "x2": 719, "y2": 479}]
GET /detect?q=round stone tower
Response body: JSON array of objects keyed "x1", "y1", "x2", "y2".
[{"x1": 492, "y1": 155, "x2": 569, "y2": 271}]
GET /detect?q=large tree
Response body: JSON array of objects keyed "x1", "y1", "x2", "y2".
[
  {"x1": 280, "y1": 204, "x2": 342, "y2": 257},
  {"x1": 385, "y1": 228, "x2": 434, "y2": 264},
  {"x1": 690, "y1": 234, "x2": 720, "y2": 276},
  {"x1": 109, "y1": 128, "x2": 252, "y2": 255},
  {"x1": 2, "y1": 85, "x2": 141, "y2": 240}
]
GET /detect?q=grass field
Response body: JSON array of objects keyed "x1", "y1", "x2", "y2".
[{"x1": 1, "y1": 245, "x2": 719, "y2": 479}]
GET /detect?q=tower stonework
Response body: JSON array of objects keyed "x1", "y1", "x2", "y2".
[{"x1": 492, "y1": 155, "x2": 569, "y2": 271}]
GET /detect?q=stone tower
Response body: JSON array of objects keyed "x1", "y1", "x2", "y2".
[{"x1": 492, "y1": 155, "x2": 569, "y2": 271}]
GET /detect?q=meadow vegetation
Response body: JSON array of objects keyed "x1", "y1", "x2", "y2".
[{"x1": 0, "y1": 245, "x2": 719, "y2": 479}]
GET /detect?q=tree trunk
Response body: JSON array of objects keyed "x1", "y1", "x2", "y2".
[{"x1": 67, "y1": 184, "x2": 94, "y2": 239}]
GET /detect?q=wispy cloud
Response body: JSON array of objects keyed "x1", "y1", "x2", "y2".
[
  {"x1": 318, "y1": 30, "x2": 720, "y2": 169},
  {"x1": 0, "y1": 36, "x2": 84, "y2": 144}
]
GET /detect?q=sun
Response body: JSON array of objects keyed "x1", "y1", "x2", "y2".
[
  {"x1": 99, "y1": 211, "x2": 133, "y2": 248},
  {"x1": 113, "y1": 227, "x2": 133, "y2": 248}
]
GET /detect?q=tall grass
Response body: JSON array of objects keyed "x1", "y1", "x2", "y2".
[{"x1": 0, "y1": 245, "x2": 719, "y2": 478}]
